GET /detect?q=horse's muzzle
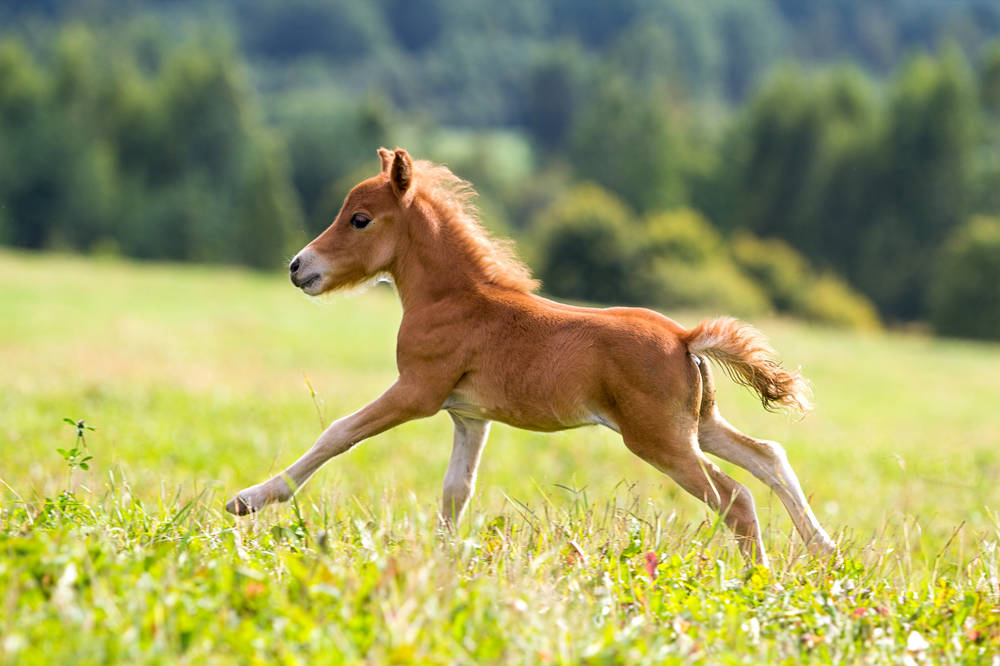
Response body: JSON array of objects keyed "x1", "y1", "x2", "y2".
[
  {"x1": 288, "y1": 252, "x2": 313, "y2": 288},
  {"x1": 292, "y1": 273, "x2": 320, "y2": 290}
]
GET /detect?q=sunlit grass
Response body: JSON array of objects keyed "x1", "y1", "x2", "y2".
[{"x1": 2, "y1": 249, "x2": 1000, "y2": 663}]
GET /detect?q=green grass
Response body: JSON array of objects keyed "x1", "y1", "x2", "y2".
[{"x1": 2, "y1": 249, "x2": 1000, "y2": 663}]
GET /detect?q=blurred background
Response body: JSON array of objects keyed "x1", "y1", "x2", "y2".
[{"x1": 2, "y1": 0, "x2": 1000, "y2": 339}]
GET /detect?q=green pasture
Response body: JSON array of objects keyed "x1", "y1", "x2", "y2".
[{"x1": 2, "y1": 249, "x2": 999, "y2": 663}]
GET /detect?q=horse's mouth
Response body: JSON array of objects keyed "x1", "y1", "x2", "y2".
[{"x1": 294, "y1": 273, "x2": 321, "y2": 291}]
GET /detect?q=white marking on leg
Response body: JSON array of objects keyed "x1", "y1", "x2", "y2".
[
  {"x1": 700, "y1": 413, "x2": 836, "y2": 554},
  {"x1": 441, "y1": 414, "x2": 491, "y2": 526},
  {"x1": 227, "y1": 380, "x2": 436, "y2": 515}
]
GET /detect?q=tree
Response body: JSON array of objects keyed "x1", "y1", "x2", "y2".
[
  {"x1": 858, "y1": 51, "x2": 976, "y2": 318},
  {"x1": 705, "y1": 56, "x2": 978, "y2": 321},
  {"x1": 534, "y1": 184, "x2": 639, "y2": 304},
  {"x1": 0, "y1": 26, "x2": 304, "y2": 269},
  {"x1": 703, "y1": 66, "x2": 880, "y2": 269},
  {"x1": 237, "y1": 0, "x2": 388, "y2": 62},
  {"x1": 521, "y1": 42, "x2": 589, "y2": 151},
  {"x1": 273, "y1": 92, "x2": 391, "y2": 232},
  {"x1": 568, "y1": 71, "x2": 686, "y2": 212},
  {"x1": 929, "y1": 216, "x2": 1000, "y2": 340},
  {"x1": 0, "y1": 33, "x2": 115, "y2": 251}
]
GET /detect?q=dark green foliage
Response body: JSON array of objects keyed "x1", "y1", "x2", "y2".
[
  {"x1": 235, "y1": 139, "x2": 305, "y2": 267},
  {"x1": 381, "y1": 0, "x2": 443, "y2": 52},
  {"x1": 3, "y1": 3, "x2": 1000, "y2": 335},
  {"x1": 237, "y1": 0, "x2": 388, "y2": 62},
  {"x1": 521, "y1": 42, "x2": 588, "y2": 151},
  {"x1": 271, "y1": 92, "x2": 392, "y2": 233},
  {"x1": 774, "y1": 0, "x2": 1000, "y2": 73},
  {"x1": 979, "y1": 43, "x2": 1000, "y2": 114},
  {"x1": 707, "y1": 56, "x2": 981, "y2": 322},
  {"x1": 975, "y1": 44, "x2": 1000, "y2": 217},
  {"x1": 863, "y1": 52, "x2": 976, "y2": 319},
  {"x1": 0, "y1": 34, "x2": 115, "y2": 251},
  {"x1": 4, "y1": 0, "x2": 1000, "y2": 125},
  {"x1": 568, "y1": 72, "x2": 686, "y2": 213},
  {"x1": 714, "y1": 2, "x2": 784, "y2": 101},
  {"x1": 930, "y1": 216, "x2": 1000, "y2": 340},
  {"x1": 704, "y1": 66, "x2": 882, "y2": 268},
  {"x1": 535, "y1": 184, "x2": 639, "y2": 305},
  {"x1": 0, "y1": 26, "x2": 303, "y2": 268}
]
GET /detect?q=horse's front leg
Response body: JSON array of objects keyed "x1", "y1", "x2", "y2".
[
  {"x1": 225, "y1": 380, "x2": 441, "y2": 515},
  {"x1": 440, "y1": 414, "x2": 491, "y2": 528}
]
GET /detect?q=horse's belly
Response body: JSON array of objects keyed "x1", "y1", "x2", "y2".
[{"x1": 441, "y1": 390, "x2": 613, "y2": 433}]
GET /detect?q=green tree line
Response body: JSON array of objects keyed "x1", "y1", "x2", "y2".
[
  {"x1": 0, "y1": 26, "x2": 303, "y2": 268},
  {"x1": 2, "y1": 3, "x2": 1000, "y2": 339}
]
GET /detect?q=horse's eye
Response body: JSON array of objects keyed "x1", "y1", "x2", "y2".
[{"x1": 350, "y1": 212, "x2": 371, "y2": 229}]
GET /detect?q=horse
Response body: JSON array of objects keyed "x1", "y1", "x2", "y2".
[{"x1": 225, "y1": 147, "x2": 836, "y2": 566}]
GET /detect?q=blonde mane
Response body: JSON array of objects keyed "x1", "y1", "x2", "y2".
[{"x1": 413, "y1": 160, "x2": 539, "y2": 293}]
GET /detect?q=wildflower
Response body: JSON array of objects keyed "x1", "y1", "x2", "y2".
[
  {"x1": 906, "y1": 630, "x2": 929, "y2": 653},
  {"x1": 644, "y1": 551, "x2": 659, "y2": 581}
]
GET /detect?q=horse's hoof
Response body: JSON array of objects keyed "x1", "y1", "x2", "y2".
[{"x1": 225, "y1": 494, "x2": 254, "y2": 516}]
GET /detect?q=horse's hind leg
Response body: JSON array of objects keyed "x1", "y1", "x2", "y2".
[
  {"x1": 693, "y1": 356, "x2": 835, "y2": 555},
  {"x1": 440, "y1": 414, "x2": 491, "y2": 528},
  {"x1": 620, "y1": 418, "x2": 769, "y2": 566},
  {"x1": 698, "y1": 413, "x2": 836, "y2": 555}
]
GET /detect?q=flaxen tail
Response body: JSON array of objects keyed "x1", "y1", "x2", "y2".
[{"x1": 685, "y1": 317, "x2": 812, "y2": 414}]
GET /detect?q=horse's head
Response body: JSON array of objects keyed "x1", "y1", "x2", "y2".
[{"x1": 289, "y1": 147, "x2": 414, "y2": 295}]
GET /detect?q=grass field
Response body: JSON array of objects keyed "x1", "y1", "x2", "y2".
[{"x1": 2, "y1": 249, "x2": 1000, "y2": 663}]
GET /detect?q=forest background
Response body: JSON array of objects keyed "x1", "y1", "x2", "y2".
[{"x1": 3, "y1": 0, "x2": 1000, "y2": 338}]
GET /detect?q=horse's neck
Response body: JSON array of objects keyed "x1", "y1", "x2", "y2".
[{"x1": 391, "y1": 215, "x2": 480, "y2": 312}]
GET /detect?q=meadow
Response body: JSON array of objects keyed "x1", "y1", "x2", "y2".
[{"x1": 2, "y1": 249, "x2": 999, "y2": 664}]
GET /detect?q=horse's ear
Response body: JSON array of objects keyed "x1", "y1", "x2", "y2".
[
  {"x1": 390, "y1": 148, "x2": 412, "y2": 198},
  {"x1": 378, "y1": 147, "x2": 393, "y2": 174}
]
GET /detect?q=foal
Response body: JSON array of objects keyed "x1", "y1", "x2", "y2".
[{"x1": 225, "y1": 148, "x2": 836, "y2": 565}]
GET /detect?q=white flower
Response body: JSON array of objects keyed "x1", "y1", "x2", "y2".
[
  {"x1": 741, "y1": 617, "x2": 761, "y2": 645},
  {"x1": 906, "y1": 630, "x2": 930, "y2": 652}
]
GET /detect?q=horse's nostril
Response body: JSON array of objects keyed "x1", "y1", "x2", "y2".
[{"x1": 289, "y1": 257, "x2": 300, "y2": 273}]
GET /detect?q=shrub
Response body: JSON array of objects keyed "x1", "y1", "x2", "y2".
[
  {"x1": 534, "y1": 183, "x2": 639, "y2": 304},
  {"x1": 646, "y1": 257, "x2": 771, "y2": 317},
  {"x1": 797, "y1": 273, "x2": 881, "y2": 330},
  {"x1": 534, "y1": 196, "x2": 875, "y2": 327},
  {"x1": 730, "y1": 233, "x2": 808, "y2": 311},
  {"x1": 642, "y1": 209, "x2": 724, "y2": 265},
  {"x1": 638, "y1": 210, "x2": 770, "y2": 316},
  {"x1": 732, "y1": 232, "x2": 879, "y2": 329},
  {"x1": 930, "y1": 216, "x2": 1000, "y2": 340}
]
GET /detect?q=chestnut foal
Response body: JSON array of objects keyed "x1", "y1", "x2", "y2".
[{"x1": 225, "y1": 148, "x2": 836, "y2": 565}]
